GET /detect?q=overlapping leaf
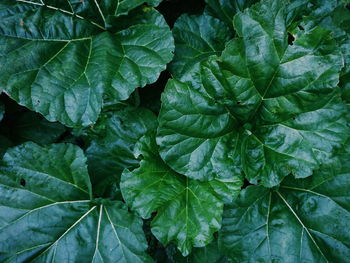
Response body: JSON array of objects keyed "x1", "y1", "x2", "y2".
[
  {"x1": 219, "y1": 148, "x2": 350, "y2": 263},
  {"x1": 0, "y1": 142, "x2": 152, "y2": 262},
  {"x1": 204, "y1": 0, "x2": 259, "y2": 30},
  {"x1": 86, "y1": 105, "x2": 157, "y2": 197},
  {"x1": 298, "y1": 0, "x2": 350, "y2": 96},
  {"x1": 169, "y1": 14, "x2": 232, "y2": 88},
  {"x1": 157, "y1": 0, "x2": 349, "y2": 186},
  {"x1": 121, "y1": 133, "x2": 242, "y2": 256},
  {"x1": 0, "y1": 0, "x2": 174, "y2": 127}
]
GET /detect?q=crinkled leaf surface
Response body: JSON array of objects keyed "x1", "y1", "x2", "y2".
[
  {"x1": 219, "y1": 150, "x2": 350, "y2": 263},
  {"x1": 298, "y1": 0, "x2": 350, "y2": 89},
  {"x1": 204, "y1": 0, "x2": 259, "y2": 30},
  {"x1": 204, "y1": 0, "x2": 309, "y2": 31},
  {"x1": 0, "y1": 0, "x2": 174, "y2": 127},
  {"x1": 86, "y1": 105, "x2": 157, "y2": 197},
  {"x1": 157, "y1": 0, "x2": 349, "y2": 186},
  {"x1": 121, "y1": 133, "x2": 242, "y2": 256},
  {"x1": 157, "y1": 79, "x2": 242, "y2": 181},
  {"x1": 0, "y1": 142, "x2": 152, "y2": 263},
  {"x1": 169, "y1": 14, "x2": 232, "y2": 88}
]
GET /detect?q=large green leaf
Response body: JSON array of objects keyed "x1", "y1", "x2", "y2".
[
  {"x1": 204, "y1": 0, "x2": 309, "y2": 31},
  {"x1": 121, "y1": 133, "x2": 242, "y2": 256},
  {"x1": 169, "y1": 14, "x2": 232, "y2": 88},
  {"x1": 157, "y1": 0, "x2": 349, "y2": 186},
  {"x1": 157, "y1": 79, "x2": 242, "y2": 181},
  {"x1": 298, "y1": 0, "x2": 350, "y2": 90},
  {"x1": 0, "y1": 0, "x2": 174, "y2": 127},
  {"x1": 0, "y1": 142, "x2": 152, "y2": 262},
  {"x1": 204, "y1": 0, "x2": 259, "y2": 30},
  {"x1": 86, "y1": 105, "x2": 157, "y2": 197},
  {"x1": 219, "y1": 154, "x2": 350, "y2": 263}
]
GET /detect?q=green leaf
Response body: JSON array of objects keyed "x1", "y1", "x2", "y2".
[
  {"x1": 157, "y1": 79, "x2": 242, "y2": 182},
  {"x1": 121, "y1": 133, "x2": 242, "y2": 256},
  {"x1": 169, "y1": 14, "x2": 232, "y2": 87},
  {"x1": 241, "y1": 97, "x2": 349, "y2": 186},
  {"x1": 0, "y1": 1, "x2": 174, "y2": 127},
  {"x1": 157, "y1": 0, "x2": 349, "y2": 186},
  {"x1": 0, "y1": 142, "x2": 153, "y2": 262},
  {"x1": 86, "y1": 105, "x2": 157, "y2": 197},
  {"x1": 219, "y1": 161, "x2": 350, "y2": 262},
  {"x1": 204, "y1": 0, "x2": 259, "y2": 30},
  {"x1": 298, "y1": 0, "x2": 350, "y2": 88}
]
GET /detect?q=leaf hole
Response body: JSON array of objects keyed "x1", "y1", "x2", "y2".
[
  {"x1": 347, "y1": 4, "x2": 350, "y2": 11},
  {"x1": 298, "y1": 25, "x2": 304, "y2": 31},
  {"x1": 20, "y1": 178, "x2": 26, "y2": 187},
  {"x1": 236, "y1": 101, "x2": 241, "y2": 105},
  {"x1": 288, "y1": 33, "x2": 295, "y2": 45}
]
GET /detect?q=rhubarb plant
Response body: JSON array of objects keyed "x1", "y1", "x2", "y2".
[{"x1": 0, "y1": 0, "x2": 349, "y2": 262}]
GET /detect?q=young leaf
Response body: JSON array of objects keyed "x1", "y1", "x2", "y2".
[
  {"x1": 169, "y1": 14, "x2": 232, "y2": 87},
  {"x1": 121, "y1": 133, "x2": 242, "y2": 256},
  {"x1": 204, "y1": 0, "x2": 259, "y2": 30},
  {"x1": 0, "y1": 1, "x2": 174, "y2": 127},
  {"x1": 298, "y1": 0, "x2": 350, "y2": 88},
  {"x1": 219, "y1": 157, "x2": 350, "y2": 263},
  {"x1": 157, "y1": 0, "x2": 349, "y2": 186},
  {"x1": 157, "y1": 79, "x2": 242, "y2": 181},
  {"x1": 86, "y1": 105, "x2": 157, "y2": 197},
  {"x1": 0, "y1": 142, "x2": 152, "y2": 262}
]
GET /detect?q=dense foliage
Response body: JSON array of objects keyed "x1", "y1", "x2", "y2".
[{"x1": 0, "y1": 0, "x2": 349, "y2": 262}]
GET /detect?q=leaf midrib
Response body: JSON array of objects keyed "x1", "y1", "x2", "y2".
[
  {"x1": 276, "y1": 191, "x2": 329, "y2": 263},
  {"x1": 16, "y1": 0, "x2": 106, "y2": 31}
]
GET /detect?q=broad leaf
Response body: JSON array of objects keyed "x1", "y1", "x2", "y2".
[
  {"x1": 298, "y1": 0, "x2": 350, "y2": 89},
  {"x1": 204, "y1": 0, "x2": 259, "y2": 30},
  {"x1": 157, "y1": 0, "x2": 349, "y2": 186},
  {"x1": 157, "y1": 79, "x2": 242, "y2": 181},
  {"x1": 219, "y1": 155, "x2": 350, "y2": 263},
  {"x1": 0, "y1": 142, "x2": 152, "y2": 262},
  {"x1": 86, "y1": 105, "x2": 157, "y2": 197},
  {"x1": 121, "y1": 133, "x2": 242, "y2": 256},
  {"x1": 0, "y1": 0, "x2": 174, "y2": 127},
  {"x1": 169, "y1": 14, "x2": 232, "y2": 87}
]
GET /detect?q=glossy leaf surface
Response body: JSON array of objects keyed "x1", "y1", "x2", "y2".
[
  {"x1": 0, "y1": 1, "x2": 174, "y2": 127},
  {"x1": 157, "y1": 0, "x2": 349, "y2": 186},
  {"x1": 170, "y1": 14, "x2": 232, "y2": 87},
  {"x1": 219, "y1": 156, "x2": 350, "y2": 263},
  {"x1": 121, "y1": 133, "x2": 242, "y2": 256},
  {"x1": 0, "y1": 142, "x2": 152, "y2": 262},
  {"x1": 86, "y1": 105, "x2": 157, "y2": 197}
]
